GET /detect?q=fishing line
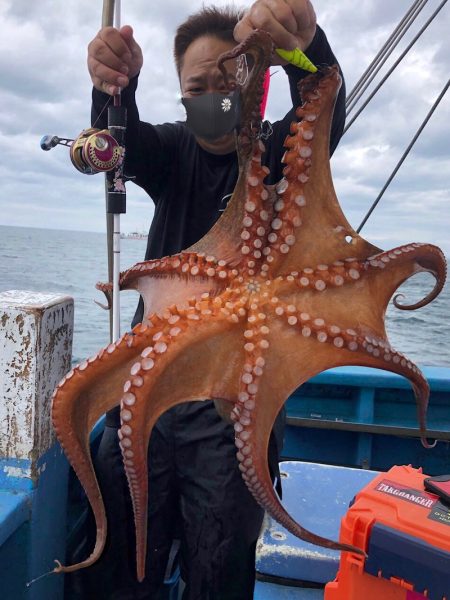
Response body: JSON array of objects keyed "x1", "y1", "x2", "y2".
[
  {"x1": 92, "y1": 96, "x2": 112, "y2": 129},
  {"x1": 26, "y1": 567, "x2": 56, "y2": 587},
  {"x1": 345, "y1": 0, "x2": 448, "y2": 134},
  {"x1": 236, "y1": 53, "x2": 249, "y2": 86},
  {"x1": 259, "y1": 121, "x2": 273, "y2": 140},
  {"x1": 357, "y1": 78, "x2": 449, "y2": 233},
  {"x1": 346, "y1": 0, "x2": 429, "y2": 113}
]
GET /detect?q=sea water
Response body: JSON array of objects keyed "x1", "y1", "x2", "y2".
[{"x1": 0, "y1": 224, "x2": 449, "y2": 367}]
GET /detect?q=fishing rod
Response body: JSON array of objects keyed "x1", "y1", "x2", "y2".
[
  {"x1": 41, "y1": 0, "x2": 126, "y2": 343},
  {"x1": 102, "y1": 0, "x2": 126, "y2": 342}
]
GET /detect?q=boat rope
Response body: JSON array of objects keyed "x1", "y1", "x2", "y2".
[
  {"x1": 346, "y1": 0, "x2": 429, "y2": 114},
  {"x1": 356, "y1": 78, "x2": 449, "y2": 233},
  {"x1": 344, "y1": 0, "x2": 448, "y2": 134}
]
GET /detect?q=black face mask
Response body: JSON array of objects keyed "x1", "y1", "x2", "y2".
[{"x1": 181, "y1": 90, "x2": 241, "y2": 141}]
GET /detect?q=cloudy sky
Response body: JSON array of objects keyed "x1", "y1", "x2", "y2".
[{"x1": 1, "y1": 0, "x2": 449, "y2": 254}]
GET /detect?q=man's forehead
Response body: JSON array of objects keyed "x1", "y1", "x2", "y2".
[
  {"x1": 181, "y1": 36, "x2": 237, "y2": 75},
  {"x1": 183, "y1": 61, "x2": 237, "y2": 81}
]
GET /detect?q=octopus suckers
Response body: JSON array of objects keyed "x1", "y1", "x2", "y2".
[
  {"x1": 276, "y1": 179, "x2": 289, "y2": 194},
  {"x1": 121, "y1": 409, "x2": 132, "y2": 422},
  {"x1": 141, "y1": 346, "x2": 153, "y2": 358},
  {"x1": 141, "y1": 357, "x2": 155, "y2": 370},
  {"x1": 315, "y1": 280, "x2": 326, "y2": 291},
  {"x1": 299, "y1": 146, "x2": 312, "y2": 158},
  {"x1": 130, "y1": 363, "x2": 141, "y2": 376},
  {"x1": 122, "y1": 392, "x2": 136, "y2": 406},
  {"x1": 247, "y1": 280, "x2": 260, "y2": 293},
  {"x1": 271, "y1": 218, "x2": 282, "y2": 230}
]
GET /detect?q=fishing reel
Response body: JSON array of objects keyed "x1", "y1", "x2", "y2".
[{"x1": 40, "y1": 128, "x2": 122, "y2": 175}]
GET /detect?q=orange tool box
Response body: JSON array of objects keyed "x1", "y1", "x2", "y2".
[{"x1": 325, "y1": 465, "x2": 450, "y2": 599}]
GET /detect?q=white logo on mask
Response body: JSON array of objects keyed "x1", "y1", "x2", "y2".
[{"x1": 221, "y1": 98, "x2": 232, "y2": 112}]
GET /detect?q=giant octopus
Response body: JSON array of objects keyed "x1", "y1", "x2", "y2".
[{"x1": 52, "y1": 30, "x2": 446, "y2": 580}]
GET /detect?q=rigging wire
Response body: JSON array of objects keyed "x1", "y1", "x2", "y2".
[
  {"x1": 344, "y1": 0, "x2": 448, "y2": 134},
  {"x1": 346, "y1": 0, "x2": 429, "y2": 114},
  {"x1": 356, "y1": 79, "x2": 449, "y2": 233}
]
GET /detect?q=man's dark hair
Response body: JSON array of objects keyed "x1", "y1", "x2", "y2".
[{"x1": 174, "y1": 6, "x2": 243, "y2": 75}]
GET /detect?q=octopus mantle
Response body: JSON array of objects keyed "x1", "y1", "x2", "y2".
[{"x1": 52, "y1": 31, "x2": 446, "y2": 581}]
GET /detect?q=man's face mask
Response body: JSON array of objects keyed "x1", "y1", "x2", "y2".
[{"x1": 182, "y1": 90, "x2": 241, "y2": 141}]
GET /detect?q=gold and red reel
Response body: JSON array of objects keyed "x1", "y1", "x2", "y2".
[{"x1": 70, "y1": 128, "x2": 122, "y2": 174}]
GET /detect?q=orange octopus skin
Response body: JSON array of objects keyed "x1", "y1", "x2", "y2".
[{"x1": 52, "y1": 30, "x2": 446, "y2": 581}]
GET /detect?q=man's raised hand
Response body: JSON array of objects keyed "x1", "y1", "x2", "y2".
[
  {"x1": 87, "y1": 25, "x2": 143, "y2": 95},
  {"x1": 234, "y1": 0, "x2": 317, "y2": 65}
]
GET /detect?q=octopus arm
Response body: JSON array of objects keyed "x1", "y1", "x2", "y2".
[
  {"x1": 236, "y1": 314, "x2": 431, "y2": 553},
  {"x1": 188, "y1": 177, "x2": 254, "y2": 266},
  {"x1": 188, "y1": 32, "x2": 274, "y2": 266},
  {"x1": 268, "y1": 303, "x2": 431, "y2": 443},
  {"x1": 234, "y1": 352, "x2": 366, "y2": 556},
  {"x1": 116, "y1": 310, "x2": 247, "y2": 581},
  {"x1": 388, "y1": 244, "x2": 447, "y2": 310},
  {"x1": 97, "y1": 253, "x2": 234, "y2": 294},
  {"x1": 51, "y1": 324, "x2": 164, "y2": 573},
  {"x1": 357, "y1": 243, "x2": 446, "y2": 313}
]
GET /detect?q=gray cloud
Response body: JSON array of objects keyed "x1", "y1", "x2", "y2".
[{"x1": 0, "y1": 0, "x2": 448, "y2": 256}]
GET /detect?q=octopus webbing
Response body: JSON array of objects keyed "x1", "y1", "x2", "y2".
[{"x1": 52, "y1": 30, "x2": 446, "y2": 581}]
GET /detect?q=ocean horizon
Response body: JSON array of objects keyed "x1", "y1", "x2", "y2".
[{"x1": 1, "y1": 223, "x2": 449, "y2": 367}]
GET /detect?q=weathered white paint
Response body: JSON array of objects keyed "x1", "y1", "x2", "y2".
[{"x1": 0, "y1": 290, "x2": 73, "y2": 464}]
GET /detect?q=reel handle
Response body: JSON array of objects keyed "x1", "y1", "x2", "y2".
[{"x1": 40, "y1": 135, "x2": 73, "y2": 151}]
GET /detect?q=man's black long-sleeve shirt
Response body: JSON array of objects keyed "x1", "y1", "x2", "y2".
[{"x1": 92, "y1": 26, "x2": 345, "y2": 263}]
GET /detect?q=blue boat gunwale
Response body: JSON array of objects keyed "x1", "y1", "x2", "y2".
[
  {"x1": 285, "y1": 365, "x2": 450, "y2": 440},
  {"x1": 308, "y1": 365, "x2": 450, "y2": 391}
]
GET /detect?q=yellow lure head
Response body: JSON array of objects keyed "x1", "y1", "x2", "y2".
[{"x1": 275, "y1": 48, "x2": 317, "y2": 73}]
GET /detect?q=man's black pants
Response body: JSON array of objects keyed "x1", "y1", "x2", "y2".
[{"x1": 70, "y1": 401, "x2": 278, "y2": 600}]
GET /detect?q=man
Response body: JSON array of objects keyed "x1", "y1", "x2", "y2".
[{"x1": 82, "y1": 2, "x2": 345, "y2": 598}]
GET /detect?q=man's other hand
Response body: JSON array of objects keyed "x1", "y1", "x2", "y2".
[
  {"x1": 88, "y1": 25, "x2": 143, "y2": 95},
  {"x1": 234, "y1": 0, "x2": 317, "y2": 65}
]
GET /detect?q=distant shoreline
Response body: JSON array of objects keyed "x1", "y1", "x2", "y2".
[
  {"x1": 120, "y1": 232, "x2": 148, "y2": 240},
  {"x1": 0, "y1": 224, "x2": 147, "y2": 239}
]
